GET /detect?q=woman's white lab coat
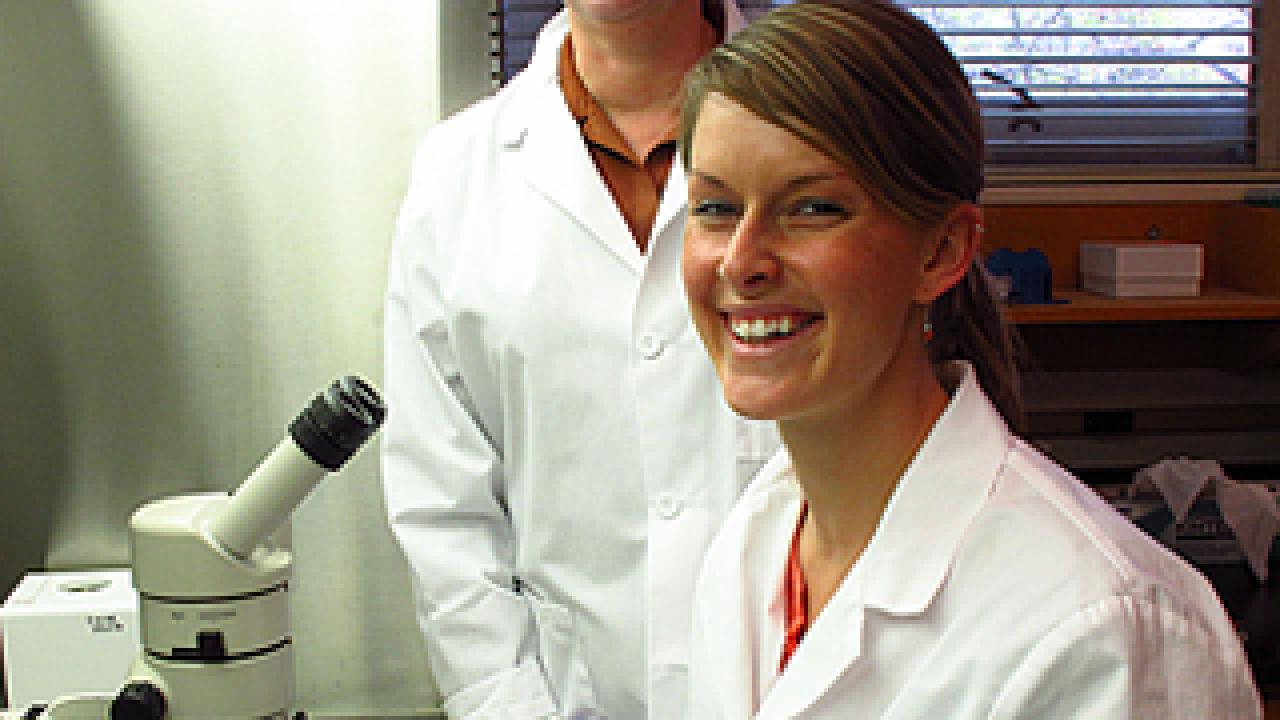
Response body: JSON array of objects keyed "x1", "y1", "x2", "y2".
[
  {"x1": 381, "y1": 4, "x2": 775, "y2": 719},
  {"x1": 687, "y1": 364, "x2": 1260, "y2": 720}
]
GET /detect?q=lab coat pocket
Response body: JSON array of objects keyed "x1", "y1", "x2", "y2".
[{"x1": 528, "y1": 593, "x2": 601, "y2": 717}]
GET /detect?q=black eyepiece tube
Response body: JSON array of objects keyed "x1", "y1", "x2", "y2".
[
  {"x1": 207, "y1": 376, "x2": 386, "y2": 559},
  {"x1": 290, "y1": 375, "x2": 387, "y2": 471}
]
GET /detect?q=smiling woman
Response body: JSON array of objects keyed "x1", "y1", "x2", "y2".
[
  {"x1": 679, "y1": 0, "x2": 1010, "y2": 432},
  {"x1": 677, "y1": 2, "x2": 1263, "y2": 718},
  {"x1": 683, "y1": 92, "x2": 967, "y2": 427}
]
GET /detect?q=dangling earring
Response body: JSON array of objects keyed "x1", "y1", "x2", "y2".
[
  {"x1": 716, "y1": 263, "x2": 726, "y2": 279},
  {"x1": 923, "y1": 319, "x2": 934, "y2": 341}
]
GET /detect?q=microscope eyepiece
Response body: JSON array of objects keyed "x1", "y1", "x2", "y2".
[
  {"x1": 289, "y1": 375, "x2": 386, "y2": 471},
  {"x1": 203, "y1": 375, "x2": 386, "y2": 559}
]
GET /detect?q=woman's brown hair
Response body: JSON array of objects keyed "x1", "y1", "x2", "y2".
[{"x1": 679, "y1": 0, "x2": 1023, "y2": 429}]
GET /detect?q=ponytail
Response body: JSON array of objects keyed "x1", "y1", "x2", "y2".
[{"x1": 927, "y1": 263, "x2": 1024, "y2": 432}]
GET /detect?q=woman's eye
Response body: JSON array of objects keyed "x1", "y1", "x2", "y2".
[
  {"x1": 692, "y1": 199, "x2": 740, "y2": 219},
  {"x1": 782, "y1": 199, "x2": 850, "y2": 230},
  {"x1": 794, "y1": 199, "x2": 847, "y2": 217}
]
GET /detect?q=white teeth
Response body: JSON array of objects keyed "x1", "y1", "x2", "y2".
[{"x1": 730, "y1": 316, "x2": 807, "y2": 342}]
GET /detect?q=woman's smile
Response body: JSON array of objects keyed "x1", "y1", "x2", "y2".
[{"x1": 722, "y1": 309, "x2": 824, "y2": 347}]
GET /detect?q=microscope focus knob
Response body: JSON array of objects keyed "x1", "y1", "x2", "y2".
[{"x1": 110, "y1": 681, "x2": 168, "y2": 720}]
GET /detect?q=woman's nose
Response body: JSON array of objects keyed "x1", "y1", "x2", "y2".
[{"x1": 719, "y1": 217, "x2": 781, "y2": 294}]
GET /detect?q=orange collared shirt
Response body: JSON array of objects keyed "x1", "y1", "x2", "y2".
[{"x1": 557, "y1": 33, "x2": 707, "y2": 252}]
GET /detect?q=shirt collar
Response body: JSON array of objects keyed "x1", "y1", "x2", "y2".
[{"x1": 558, "y1": 37, "x2": 651, "y2": 164}]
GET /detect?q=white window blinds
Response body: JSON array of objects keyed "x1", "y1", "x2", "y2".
[{"x1": 490, "y1": 0, "x2": 1257, "y2": 167}]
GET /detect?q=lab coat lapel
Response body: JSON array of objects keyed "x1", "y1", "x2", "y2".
[
  {"x1": 650, "y1": 153, "x2": 688, "y2": 254},
  {"x1": 756, "y1": 585, "x2": 867, "y2": 719},
  {"x1": 505, "y1": 75, "x2": 643, "y2": 275}
]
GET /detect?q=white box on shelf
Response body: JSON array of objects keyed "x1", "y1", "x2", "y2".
[
  {"x1": 1079, "y1": 242, "x2": 1204, "y2": 298},
  {"x1": 1, "y1": 570, "x2": 139, "y2": 709}
]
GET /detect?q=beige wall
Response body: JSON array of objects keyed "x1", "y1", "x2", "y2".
[{"x1": 0, "y1": 0, "x2": 491, "y2": 713}]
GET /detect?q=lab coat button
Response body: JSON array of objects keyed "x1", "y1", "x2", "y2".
[
  {"x1": 655, "y1": 492, "x2": 683, "y2": 519},
  {"x1": 637, "y1": 333, "x2": 665, "y2": 359}
]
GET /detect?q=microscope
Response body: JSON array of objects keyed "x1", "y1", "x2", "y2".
[{"x1": 7, "y1": 376, "x2": 385, "y2": 719}]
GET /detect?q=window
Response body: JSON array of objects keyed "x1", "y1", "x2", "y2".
[
  {"x1": 920, "y1": 0, "x2": 1255, "y2": 167},
  {"x1": 490, "y1": 0, "x2": 1261, "y2": 170}
]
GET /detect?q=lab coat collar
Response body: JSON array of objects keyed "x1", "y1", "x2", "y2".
[
  {"x1": 497, "y1": 11, "x2": 566, "y2": 150},
  {"x1": 858, "y1": 361, "x2": 1013, "y2": 615},
  {"x1": 758, "y1": 362, "x2": 1013, "y2": 717},
  {"x1": 502, "y1": 11, "x2": 642, "y2": 272}
]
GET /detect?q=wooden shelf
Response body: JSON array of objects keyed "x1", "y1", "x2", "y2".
[{"x1": 1004, "y1": 287, "x2": 1280, "y2": 325}]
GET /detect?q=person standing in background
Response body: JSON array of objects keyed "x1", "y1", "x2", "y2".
[{"x1": 381, "y1": 1, "x2": 777, "y2": 718}]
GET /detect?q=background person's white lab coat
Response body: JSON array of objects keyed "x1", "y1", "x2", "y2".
[
  {"x1": 688, "y1": 363, "x2": 1260, "y2": 720},
  {"x1": 381, "y1": 5, "x2": 776, "y2": 719}
]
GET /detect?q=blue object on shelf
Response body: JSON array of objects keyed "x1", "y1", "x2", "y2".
[{"x1": 985, "y1": 248, "x2": 1065, "y2": 305}]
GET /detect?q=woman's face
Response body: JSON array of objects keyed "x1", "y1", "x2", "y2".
[{"x1": 683, "y1": 93, "x2": 945, "y2": 424}]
